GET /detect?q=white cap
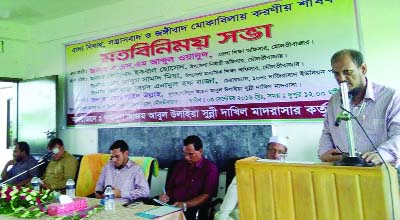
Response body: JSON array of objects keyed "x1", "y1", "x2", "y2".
[{"x1": 268, "y1": 136, "x2": 288, "y2": 147}]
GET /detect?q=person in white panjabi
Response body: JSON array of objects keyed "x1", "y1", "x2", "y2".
[{"x1": 214, "y1": 136, "x2": 288, "y2": 220}]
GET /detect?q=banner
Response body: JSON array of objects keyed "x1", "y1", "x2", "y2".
[{"x1": 65, "y1": 0, "x2": 359, "y2": 125}]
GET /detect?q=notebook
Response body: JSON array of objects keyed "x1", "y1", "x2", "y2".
[{"x1": 135, "y1": 205, "x2": 182, "y2": 219}]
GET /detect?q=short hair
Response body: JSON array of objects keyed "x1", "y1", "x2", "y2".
[
  {"x1": 17, "y1": 141, "x2": 30, "y2": 155},
  {"x1": 331, "y1": 49, "x2": 364, "y2": 67},
  {"x1": 109, "y1": 140, "x2": 129, "y2": 152},
  {"x1": 183, "y1": 135, "x2": 203, "y2": 151},
  {"x1": 47, "y1": 138, "x2": 64, "y2": 149}
]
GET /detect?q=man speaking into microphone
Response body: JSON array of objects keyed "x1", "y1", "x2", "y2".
[{"x1": 318, "y1": 49, "x2": 400, "y2": 166}]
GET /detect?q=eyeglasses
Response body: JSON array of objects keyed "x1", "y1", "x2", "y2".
[
  {"x1": 332, "y1": 69, "x2": 354, "y2": 78},
  {"x1": 267, "y1": 148, "x2": 286, "y2": 155},
  {"x1": 183, "y1": 152, "x2": 195, "y2": 157}
]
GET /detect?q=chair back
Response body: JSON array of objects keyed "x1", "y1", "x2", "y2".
[
  {"x1": 129, "y1": 156, "x2": 159, "y2": 187},
  {"x1": 224, "y1": 157, "x2": 244, "y2": 192},
  {"x1": 72, "y1": 154, "x2": 84, "y2": 182},
  {"x1": 76, "y1": 154, "x2": 109, "y2": 197}
]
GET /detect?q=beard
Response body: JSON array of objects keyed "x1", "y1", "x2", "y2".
[
  {"x1": 349, "y1": 85, "x2": 364, "y2": 100},
  {"x1": 115, "y1": 164, "x2": 125, "y2": 170},
  {"x1": 114, "y1": 158, "x2": 128, "y2": 169}
]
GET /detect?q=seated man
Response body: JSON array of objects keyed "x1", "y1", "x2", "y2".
[
  {"x1": 214, "y1": 135, "x2": 288, "y2": 220},
  {"x1": 1, "y1": 141, "x2": 38, "y2": 186},
  {"x1": 41, "y1": 138, "x2": 78, "y2": 190},
  {"x1": 158, "y1": 135, "x2": 219, "y2": 220},
  {"x1": 95, "y1": 140, "x2": 150, "y2": 203}
]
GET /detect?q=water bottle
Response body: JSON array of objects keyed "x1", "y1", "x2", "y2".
[
  {"x1": 104, "y1": 185, "x2": 115, "y2": 211},
  {"x1": 66, "y1": 178, "x2": 75, "y2": 199},
  {"x1": 31, "y1": 177, "x2": 40, "y2": 192}
]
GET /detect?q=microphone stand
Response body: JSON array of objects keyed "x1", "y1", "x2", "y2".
[
  {"x1": 0, "y1": 159, "x2": 49, "y2": 186},
  {"x1": 334, "y1": 82, "x2": 373, "y2": 167}
]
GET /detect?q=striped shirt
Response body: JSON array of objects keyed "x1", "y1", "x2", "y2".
[
  {"x1": 318, "y1": 79, "x2": 400, "y2": 167},
  {"x1": 95, "y1": 160, "x2": 149, "y2": 202}
]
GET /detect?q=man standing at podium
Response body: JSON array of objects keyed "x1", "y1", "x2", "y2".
[{"x1": 318, "y1": 49, "x2": 400, "y2": 166}]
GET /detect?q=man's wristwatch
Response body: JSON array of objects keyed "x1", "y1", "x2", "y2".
[{"x1": 183, "y1": 202, "x2": 187, "y2": 212}]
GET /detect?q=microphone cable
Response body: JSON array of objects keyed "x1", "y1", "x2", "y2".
[{"x1": 340, "y1": 105, "x2": 395, "y2": 220}]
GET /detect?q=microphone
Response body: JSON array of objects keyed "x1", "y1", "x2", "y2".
[
  {"x1": 339, "y1": 81, "x2": 351, "y2": 111},
  {"x1": 334, "y1": 115, "x2": 342, "y2": 127},
  {"x1": 335, "y1": 81, "x2": 351, "y2": 127},
  {"x1": 335, "y1": 81, "x2": 357, "y2": 158},
  {"x1": 334, "y1": 111, "x2": 352, "y2": 127},
  {"x1": 38, "y1": 148, "x2": 60, "y2": 162}
]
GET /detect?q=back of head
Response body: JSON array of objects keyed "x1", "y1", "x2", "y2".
[
  {"x1": 109, "y1": 140, "x2": 129, "y2": 152},
  {"x1": 17, "y1": 141, "x2": 30, "y2": 155},
  {"x1": 47, "y1": 138, "x2": 64, "y2": 149},
  {"x1": 183, "y1": 135, "x2": 203, "y2": 150},
  {"x1": 331, "y1": 49, "x2": 364, "y2": 67}
]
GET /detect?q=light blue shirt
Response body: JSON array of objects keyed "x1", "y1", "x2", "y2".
[
  {"x1": 319, "y1": 79, "x2": 400, "y2": 167},
  {"x1": 95, "y1": 160, "x2": 150, "y2": 202}
]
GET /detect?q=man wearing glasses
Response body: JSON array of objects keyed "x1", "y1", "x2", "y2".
[
  {"x1": 158, "y1": 135, "x2": 219, "y2": 220},
  {"x1": 41, "y1": 138, "x2": 78, "y2": 190},
  {"x1": 266, "y1": 136, "x2": 288, "y2": 160},
  {"x1": 318, "y1": 49, "x2": 400, "y2": 166},
  {"x1": 214, "y1": 135, "x2": 288, "y2": 220},
  {"x1": 95, "y1": 140, "x2": 149, "y2": 202}
]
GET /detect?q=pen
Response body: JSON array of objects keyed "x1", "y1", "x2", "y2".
[
  {"x1": 332, "y1": 146, "x2": 344, "y2": 155},
  {"x1": 334, "y1": 145, "x2": 344, "y2": 153},
  {"x1": 332, "y1": 152, "x2": 343, "y2": 155}
]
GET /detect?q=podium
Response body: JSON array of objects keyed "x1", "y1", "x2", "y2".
[{"x1": 235, "y1": 157, "x2": 400, "y2": 220}]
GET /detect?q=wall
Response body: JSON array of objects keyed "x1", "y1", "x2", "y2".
[
  {"x1": 358, "y1": 0, "x2": 400, "y2": 87},
  {"x1": 0, "y1": 21, "x2": 31, "y2": 77},
  {"x1": 1, "y1": 0, "x2": 399, "y2": 164}
]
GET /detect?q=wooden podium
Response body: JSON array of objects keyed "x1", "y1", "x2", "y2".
[{"x1": 236, "y1": 157, "x2": 400, "y2": 220}]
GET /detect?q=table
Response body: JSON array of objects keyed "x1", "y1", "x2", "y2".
[{"x1": 1, "y1": 198, "x2": 186, "y2": 220}]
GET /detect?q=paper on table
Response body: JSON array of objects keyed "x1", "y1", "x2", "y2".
[
  {"x1": 59, "y1": 195, "x2": 73, "y2": 204},
  {"x1": 135, "y1": 205, "x2": 182, "y2": 219},
  {"x1": 257, "y1": 159, "x2": 316, "y2": 164}
]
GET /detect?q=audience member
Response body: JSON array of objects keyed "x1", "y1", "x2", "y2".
[
  {"x1": 95, "y1": 140, "x2": 149, "y2": 202},
  {"x1": 41, "y1": 138, "x2": 78, "y2": 190},
  {"x1": 158, "y1": 135, "x2": 219, "y2": 220},
  {"x1": 214, "y1": 135, "x2": 288, "y2": 220},
  {"x1": 1, "y1": 141, "x2": 38, "y2": 186}
]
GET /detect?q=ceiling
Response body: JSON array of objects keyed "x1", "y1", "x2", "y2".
[{"x1": 0, "y1": 0, "x2": 124, "y2": 25}]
